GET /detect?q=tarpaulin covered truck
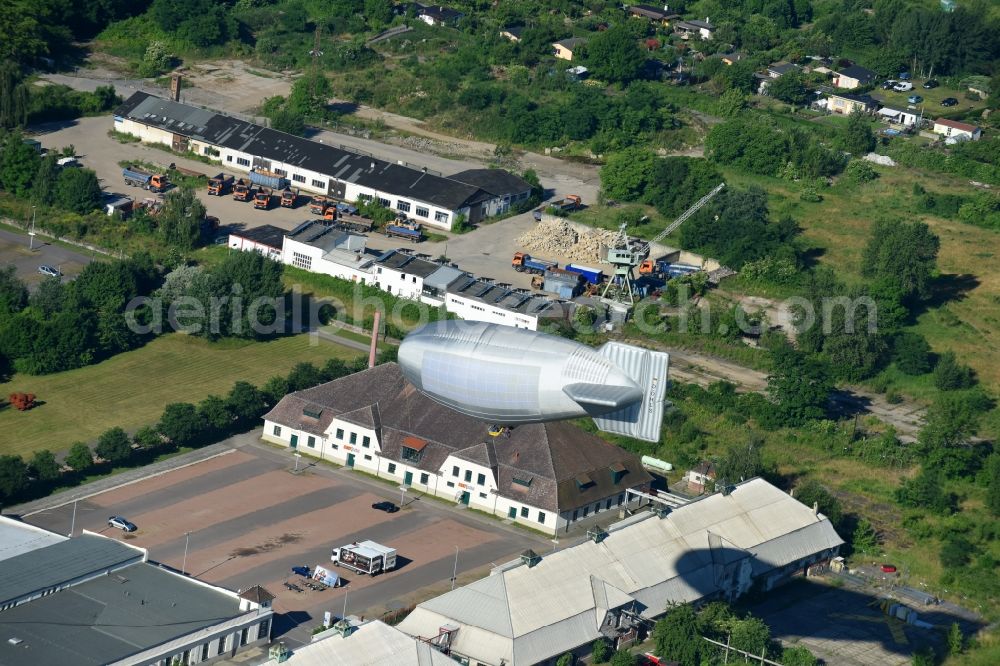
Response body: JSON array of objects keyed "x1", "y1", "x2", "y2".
[
  {"x1": 207, "y1": 173, "x2": 234, "y2": 196},
  {"x1": 122, "y1": 167, "x2": 168, "y2": 193},
  {"x1": 331, "y1": 541, "x2": 397, "y2": 576},
  {"x1": 249, "y1": 169, "x2": 289, "y2": 191}
]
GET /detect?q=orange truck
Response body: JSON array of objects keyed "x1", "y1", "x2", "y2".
[
  {"x1": 253, "y1": 187, "x2": 273, "y2": 210},
  {"x1": 122, "y1": 166, "x2": 168, "y2": 193},
  {"x1": 309, "y1": 195, "x2": 331, "y2": 216},
  {"x1": 207, "y1": 173, "x2": 234, "y2": 196},
  {"x1": 280, "y1": 187, "x2": 298, "y2": 208},
  {"x1": 232, "y1": 179, "x2": 253, "y2": 202}
]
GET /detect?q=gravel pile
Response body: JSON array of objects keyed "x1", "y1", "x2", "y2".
[{"x1": 516, "y1": 219, "x2": 618, "y2": 263}]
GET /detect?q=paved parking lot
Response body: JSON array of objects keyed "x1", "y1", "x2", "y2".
[
  {"x1": 24, "y1": 442, "x2": 548, "y2": 648},
  {"x1": 0, "y1": 228, "x2": 92, "y2": 287}
]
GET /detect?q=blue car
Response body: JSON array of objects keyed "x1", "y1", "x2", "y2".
[
  {"x1": 898, "y1": 72, "x2": 911, "y2": 80},
  {"x1": 292, "y1": 565, "x2": 311, "y2": 577},
  {"x1": 907, "y1": 95, "x2": 923, "y2": 104}
]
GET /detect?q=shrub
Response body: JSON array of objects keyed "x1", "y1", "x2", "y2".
[{"x1": 844, "y1": 159, "x2": 878, "y2": 183}]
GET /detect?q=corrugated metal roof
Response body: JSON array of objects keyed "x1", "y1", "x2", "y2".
[
  {"x1": 282, "y1": 619, "x2": 457, "y2": 666},
  {"x1": 0, "y1": 517, "x2": 66, "y2": 563}
]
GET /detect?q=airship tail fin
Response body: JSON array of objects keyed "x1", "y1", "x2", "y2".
[{"x1": 592, "y1": 342, "x2": 669, "y2": 443}]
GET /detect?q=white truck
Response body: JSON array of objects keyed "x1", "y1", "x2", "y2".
[{"x1": 331, "y1": 540, "x2": 397, "y2": 576}]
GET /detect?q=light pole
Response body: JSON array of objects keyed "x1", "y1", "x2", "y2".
[
  {"x1": 293, "y1": 452, "x2": 302, "y2": 473},
  {"x1": 28, "y1": 206, "x2": 36, "y2": 250},
  {"x1": 451, "y1": 546, "x2": 459, "y2": 590},
  {"x1": 398, "y1": 485, "x2": 407, "y2": 508},
  {"x1": 68, "y1": 500, "x2": 78, "y2": 537},
  {"x1": 182, "y1": 531, "x2": 192, "y2": 575}
]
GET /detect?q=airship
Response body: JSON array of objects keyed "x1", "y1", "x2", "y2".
[{"x1": 398, "y1": 320, "x2": 669, "y2": 443}]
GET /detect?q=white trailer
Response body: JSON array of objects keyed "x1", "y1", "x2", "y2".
[{"x1": 331, "y1": 540, "x2": 397, "y2": 576}]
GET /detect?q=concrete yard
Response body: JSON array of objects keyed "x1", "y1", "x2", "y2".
[
  {"x1": 0, "y1": 227, "x2": 92, "y2": 287},
  {"x1": 23, "y1": 440, "x2": 549, "y2": 650}
]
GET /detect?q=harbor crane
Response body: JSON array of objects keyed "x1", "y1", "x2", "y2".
[{"x1": 600, "y1": 182, "x2": 725, "y2": 305}]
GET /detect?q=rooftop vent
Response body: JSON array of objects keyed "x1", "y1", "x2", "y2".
[
  {"x1": 587, "y1": 524, "x2": 608, "y2": 543},
  {"x1": 654, "y1": 504, "x2": 672, "y2": 519},
  {"x1": 520, "y1": 549, "x2": 541, "y2": 568},
  {"x1": 8, "y1": 638, "x2": 23, "y2": 646}
]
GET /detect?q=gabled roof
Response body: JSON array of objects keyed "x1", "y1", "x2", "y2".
[
  {"x1": 420, "y1": 5, "x2": 463, "y2": 22},
  {"x1": 935, "y1": 118, "x2": 980, "y2": 132},
  {"x1": 264, "y1": 364, "x2": 649, "y2": 512},
  {"x1": 828, "y1": 91, "x2": 878, "y2": 106},
  {"x1": 554, "y1": 37, "x2": 587, "y2": 50},
  {"x1": 768, "y1": 62, "x2": 799, "y2": 76},
  {"x1": 281, "y1": 619, "x2": 457, "y2": 666},
  {"x1": 837, "y1": 64, "x2": 876, "y2": 83},
  {"x1": 231, "y1": 224, "x2": 286, "y2": 250},
  {"x1": 238, "y1": 585, "x2": 275, "y2": 604},
  {"x1": 449, "y1": 168, "x2": 533, "y2": 198}
]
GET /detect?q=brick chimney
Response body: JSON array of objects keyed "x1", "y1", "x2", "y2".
[{"x1": 170, "y1": 74, "x2": 182, "y2": 102}]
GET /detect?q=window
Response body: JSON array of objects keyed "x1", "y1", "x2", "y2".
[
  {"x1": 605, "y1": 498, "x2": 613, "y2": 510},
  {"x1": 435, "y1": 211, "x2": 449, "y2": 223},
  {"x1": 415, "y1": 206, "x2": 429, "y2": 218},
  {"x1": 217, "y1": 636, "x2": 226, "y2": 655},
  {"x1": 538, "y1": 511, "x2": 546, "y2": 524},
  {"x1": 513, "y1": 476, "x2": 532, "y2": 487},
  {"x1": 349, "y1": 432, "x2": 357, "y2": 445},
  {"x1": 452, "y1": 466, "x2": 459, "y2": 477},
  {"x1": 203, "y1": 146, "x2": 219, "y2": 157},
  {"x1": 303, "y1": 407, "x2": 322, "y2": 418},
  {"x1": 291, "y1": 252, "x2": 313, "y2": 270},
  {"x1": 397, "y1": 200, "x2": 411, "y2": 212},
  {"x1": 237, "y1": 157, "x2": 250, "y2": 167},
  {"x1": 258, "y1": 618, "x2": 270, "y2": 639},
  {"x1": 311, "y1": 179, "x2": 325, "y2": 188},
  {"x1": 293, "y1": 173, "x2": 306, "y2": 183},
  {"x1": 272, "y1": 425, "x2": 282, "y2": 436},
  {"x1": 226, "y1": 155, "x2": 233, "y2": 162},
  {"x1": 362, "y1": 435, "x2": 370, "y2": 447},
  {"x1": 420, "y1": 473, "x2": 429, "y2": 484},
  {"x1": 401, "y1": 446, "x2": 422, "y2": 463},
  {"x1": 480, "y1": 492, "x2": 488, "y2": 499},
  {"x1": 240, "y1": 626, "x2": 249, "y2": 646},
  {"x1": 201, "y1": 643, "x2": 210, "y2": 661},
  {"x1": 336, "y1": 429, "x2": 344, "y2": 440},
  {"x1": 364, "y1": 454, "x2": 372, "y2": 460},
  {"x1": 273, "y1": 168, "x2": 286, "y2": 176},
  {"x1": 400, "y1": 273, "x2": 405, "y2": 280},
  {"x1": 464, "y1": 470, "x2": 472, "y2": 483},
  {"x1": 388, "y1": 463, "x2": 397, "y2": 474},
  {"x1": 447, "y1": 481, "x2": 455, "y2": 488},
  {"x1": 331, "y1": 443, "x2": 338, "y2": 450},
  {"x1": 520, "y1": 507, "x2": 529, "y2": 518},
  {"x1": 477, "y1": 473, "x2": 485, "y2": 486},
  {"x1": 359, "y1": 193, "x2": 373, "y2": 202},
  {"x1": 307, "y1": 436, "x2": 316, "y2": 448},
  {"x1": 583, "y1": 506, "x2": 589, "y2": 518},
  {"x1": 572, "y1": 509, "x2": 579, "y2": 521},
  {"x1": 618, "y1": 493, "x2": 625, "y2": 506},
  {"x1": 377, "y1": 196, "x2": 390, "y2": 207}
]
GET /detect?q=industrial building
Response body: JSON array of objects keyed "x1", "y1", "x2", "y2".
[
  {"x1": 282, "y1": 220, "x2": 376, "y2": 283},
  {"x1": 274, "y1": 617, "x2": 458, "y2": 665},
  {"x1": 113, "y1": 92, "x2": 529, "y2": 231},
  {"x1": 397, "y1": 478, "x2": 844, "y2": 666},
  {"x1": 228, "y1": 224, "x2": 286, "y2": 261},
  {"x1": 0, "y1": 517, "x2": 273, "y2": 666},
  {"x1": 262, "y1": 363, "x2": 652, "y2": 535}
]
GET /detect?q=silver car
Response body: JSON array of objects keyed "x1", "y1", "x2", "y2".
[{"x1": 38, "y1": 265, "x2": 61, "y2": 278}]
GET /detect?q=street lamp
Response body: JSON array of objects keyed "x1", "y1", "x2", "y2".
[
  {"x1": 68, "y1": 499, "x2": 78, "y2": 537},
  {"x1": 182, "y1": 531, "x2": 192, "y2": 575},
  {"x1": 28, "y1": 206, "x2": 36, "y2": 250},
  {"x1": 293, "y1": 452, "x2": 302, "y2": 472},
  {"x1": 451, "y1": 546, "x2": 459, "y2": 590}
]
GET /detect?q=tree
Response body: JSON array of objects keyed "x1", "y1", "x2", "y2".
[
  {"x1": 896, "y1": 467, "x2": 954, "y2": 514},
  {"x1": 600, "y1": 148, "x2": 656, "y2": 202},
  {"x1": 608, "y1": 650, "x2": 636, "y2": 666},
  {"x1": 555, "y1": 653, "x2": 574, "y2": 666},
  {"x1": 0, "y1": 131, "x2": 39, "y2": 195},
  {"x1": 584, "y1": 25, "x2": 647, "y2": 85},
  {"x1": 95, "y1": 427, "x2": 132, "y2": 465},
  {"x1": 288, "y1": 71, "x2": 333, "y2": 119},
  {"x1": 717, "y1": 438, "x2": 765, "y2": 484},
  {"x1": 852, "y1": 517, "x2": 879, "y2": 555},
  {"x1": 287, "y1": 362, "x2": 323, "y2": 391},
  {"x1": 364, "y1": 0, "x2": 393, "y2": 28},
  {"x1": 986, "y1": 453, "x2": 1000, "y2": 517},
  {"x1": 198, "y1": 394, "x2": 233, "y2": 434},
  {"x1": 65, "y1": 442, "x2": 94, "y2": 472},
  {"x1": 947, "y1": 622, "x2": 964, "y2": 656},
  {"x1": 195, "y1": 251, "x2": 285, "y2": 339},
  {"x1": 893, "y1": 332, "x2": 932, "y2": 375},
  {"x1": 766, "y1": 339, "x2": 833, "y2": 425},
  {"x1": 932, "y1": 352, "x2": 976, "y2": 391},
  {"x1": 158, "y1": 402, "x2": 205, "y2": 447},
  {"x1": 592, "y1": 639, "x2": 611, "y2": 663},
  {"x1": 158, "y1": 186, "x2": 207, "y2": 250},
  {"x1": 269, "y1": 107, "x2": 306, "y2": 136},
  {"x1": 139, "y1": 41, "x2": 171, "y2": 77},
  {"x1": 0, "y1": 264, "x2": 28, "y2": 316},
  {"x1": 741, "y1": 15, "x2": 779, "y2": 51},
  {"x1": 781, "y1": 646, "x2": 819, "y2": 666},
  {"x1": 768, "y1": 72, "x2": 810, "y2": 105},
  {"x1": 0, "y1": 454, "x2": 28, "y2": 500},
  {"x1": 132, "y1": 425, "x2": 163, "y2": 451},
  {"x1": 653, "y1": 604, "x2": 701, "y2": 666},
  {"x1": 861, "y1": 219, "x2": 939, "y2": 303},
  {"x1": 841, "y1": 110, "x2": 876, "y2": 155},
  {"x1": 226, "y1": 381, "x2": 267, "y2": 425},
  {"x1": 262, "y1": 375, "x2": 290, "y2": 404},
  {"x1": 29, "y1": 449, "x2": 60, "y2": 481},
  {"x1": 729, "y1": 615, "x2": 772, "y2": 659},
  {"x1": 55, "y1": 167, "x2": 102, "y2": 213},
  {"x1": 794, "y1": 480, "x2": 843, "y2": 526},
  {"x1": 32, "y1": 152, "x2": 59, "y2": 205},
  {"x1": 939, "y1": 535, "x2": 972, "y2": 568},
  {"x1": 321, "y1": 358, "x2": 350, "y2": 382},
  {"x1": 844, "y1": 159, "x2": 878, "y2": 183},
  {"x1": 149, "y1": 0, "x2": 233, "y2": 47}
]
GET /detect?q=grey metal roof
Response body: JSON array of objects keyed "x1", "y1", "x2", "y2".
[
  {"x1": 423, "y1": 265, "x2": 466, "y2": 291},
  {"x1": 377, "y1": 251, "x2": 443, "y2": 278},
  {"x1": 0, "y1": 562, "x2": 245, "y2": 666},
  {"x1": 0, "y1": 534, "x2": 143, "y2": 606},
  {"x1": 0, "y1": 517, "x2": 65, "y2": 563}
]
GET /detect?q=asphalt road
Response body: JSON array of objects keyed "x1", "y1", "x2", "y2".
[
  {"x1": 0, "y1": 227, "x2": 94, "y2": 287},
  {"x1": 22, "y1": 436, "x2": 549, "y2": 650}
]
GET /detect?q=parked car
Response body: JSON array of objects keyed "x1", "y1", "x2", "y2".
[
  {"x1": 38, "y1": 265, "x2": 61, "y2": 278},
  {"x1": 893, "y1": 81, "x2": 914, "y2": 92},
  {"x1": 922, "y1": 79, "x2": 939, "y2": 89},
  {"x1": 372, "y1": 501, "x2": 399, "y2": 513},
  {"x1": 908, "y1": 95, "x2": 924, "y2": 104},
  {"x1": 291, "y1": 565, "x2": 311, "y2": 577},
  {"x1": 941, "y1": 97, "x2": 959, "y2": 107},
  {"x1": 898, "y1": 72, "x2": 911, "y2": 80},
  {"x1": 881, "y1": 564, "x2": 898, "y2": 573},
  {"x1": 881, "y1": 80, "x2": 898, "y2": 90},
  {"x1": 108, "y1": 516, "x2": 137, "y2": 532}
]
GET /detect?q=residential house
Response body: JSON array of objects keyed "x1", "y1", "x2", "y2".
[
  {"x1": 877, "y1": 106, "x2": 919, "y2": 127},
  {"x1": 674, "y1": 18, "x2": 715, "y2": 40},
  {"x1": 684, "y1": 461, "x2": 717, "y2": 494},
  {"x1": 627, "y1": 5, "x2": 680, "y2": 25},
  {"x1": 500, "y1": 25, "x2": 524, "y2": 42},
  {"x1": 767, "y1": 62, "x2": 800, "y2": 78},
  {"x1": 261, "y1": 363, "x2": 653, "y2": 536},
  {"x1": 228, "y1": 224, "x2": 285, "y2": 261},
  {"x1": 419, "y1": 5, "x2": 463, "y2": 26},
  {"x1": 397, "y1": 477, "x2": 845, "y2": 666},
  {"x1": 553, "y1": 37, "x2": 587, "y2": 61},
  {"x1": 833, "y1": 64, "x2": 876, "y2": 89},
  {"x1": 0, "y1": 519, "x2": 274, "y2": 666},
  {"x1": 827, "y1": 92, "x2": 878, "y2": 115},
  {"x1": 282, "y1": 220, "x2": 375, "y2": 283},
  {"x1": 113, "y1": 92, "x2": 503, "y2": 231},
  {"x1": 933, "y1": 118, "x2": 982, "y2": 142},
  {"x1": 719, "y1": 53, "x2": 745, "y2": 66}
]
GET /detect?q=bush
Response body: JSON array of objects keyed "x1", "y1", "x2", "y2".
[
  {"x1": 893, "y1": 332, "x2": 932, "y2": 375},
  {"x1": 933, "y1": 352, "x2": 976, "y2": 390},
  {"x1": 844, "y1": 159, "x2": 878, "y2": 183}
]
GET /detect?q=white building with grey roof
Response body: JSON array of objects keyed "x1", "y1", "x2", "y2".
[
  {"x1": 282, "y1": 220, "x2": 376, "y2": 283},
  {"x1": 397, "y1": 478, "x2": 844, "y2": 665},
  {"x1": 0, "y1": 518, "x2": 274, "y2": 666},
  {"x1": 113, "y1": 92, "x2": 523, "y2": 231},
  {"x1": 276, "y1": 617, "x2": 459, "y2": 665}
]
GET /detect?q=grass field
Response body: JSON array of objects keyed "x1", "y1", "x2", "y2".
[{"x1": 0, "y1": 333, "x2": 361, "y2": 458}]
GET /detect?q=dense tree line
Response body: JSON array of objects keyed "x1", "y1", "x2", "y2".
[{"x1": 705, "y1": 116, "x2": 845, "y2": 179}]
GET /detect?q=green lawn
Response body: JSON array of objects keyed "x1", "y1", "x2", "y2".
[{"x1": 0, "y1": 333, "x2": 361, "y2": 458}]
